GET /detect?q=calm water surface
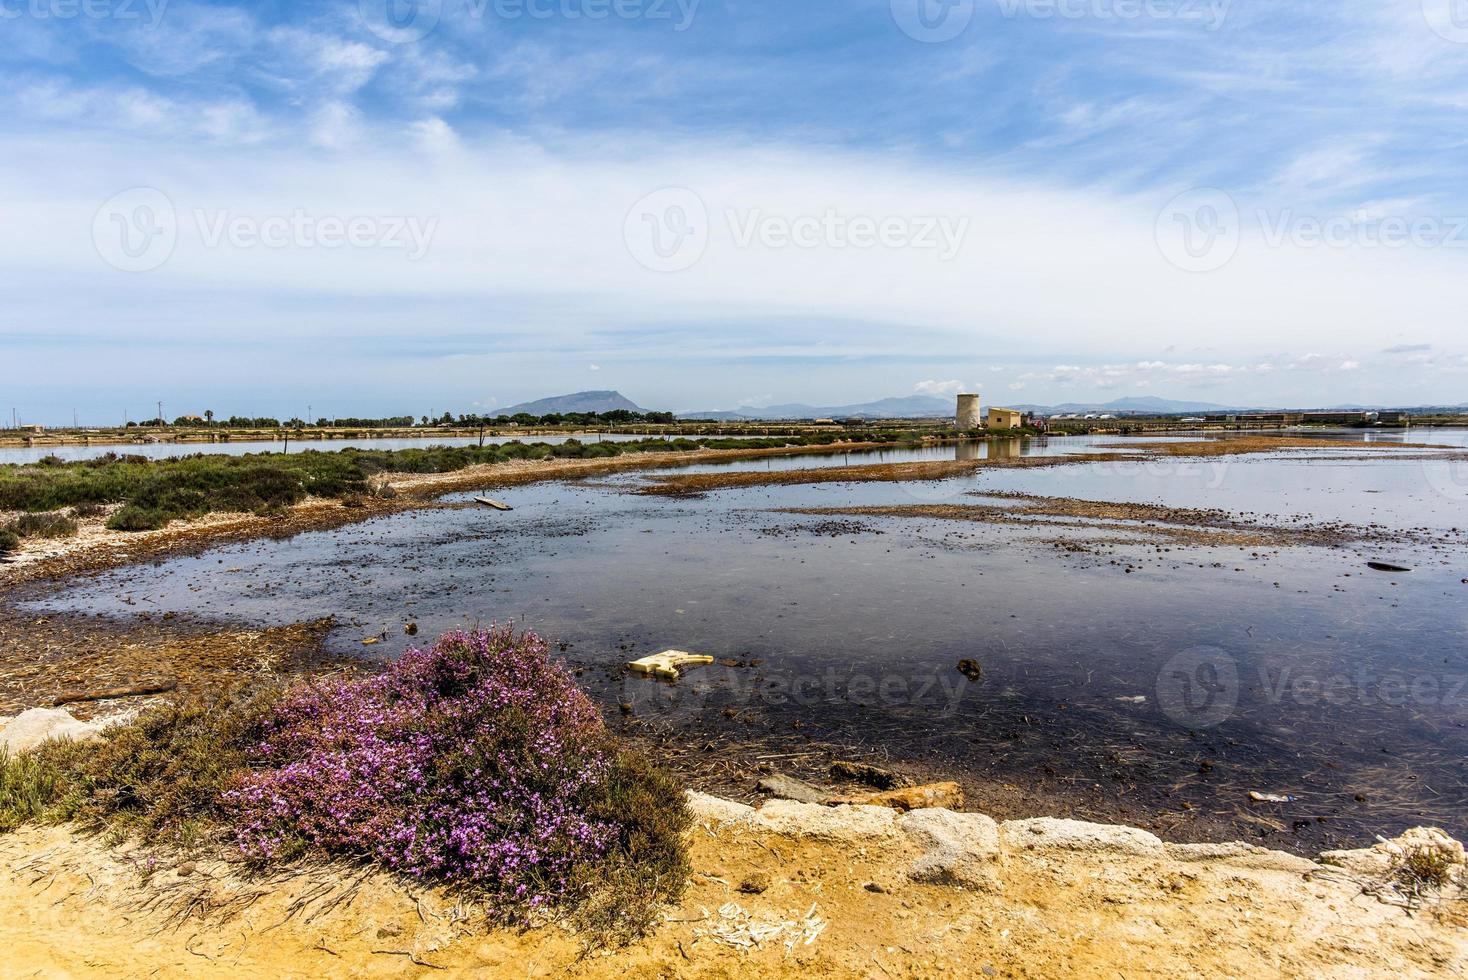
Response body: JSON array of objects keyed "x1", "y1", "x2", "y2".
[{"x1": 28, "y1": 429, "x2": 1468, "y2": 847}]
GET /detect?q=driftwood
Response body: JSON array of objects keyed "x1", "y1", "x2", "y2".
[
  {"x1": 51, "y1": 677, "x2": 177, "y2": 707},
  {"x1": 474, "y1": 496, "x2": 513, "y2": 511}
]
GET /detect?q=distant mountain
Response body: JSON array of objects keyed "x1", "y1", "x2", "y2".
[
  {"x1": 494, "y1": 391, "x2": 647, "y2": 417},
  {"x1": 1042, "y1": 397, "x2": 1238, "y2": 415},
  {"x1": 680, "y1": 395, "x2": 953, "y2": 420}
]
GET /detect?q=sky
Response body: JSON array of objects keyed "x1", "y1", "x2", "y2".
[{"x1": 2, "y1": 0, "x2": 1467, "y2": 422}]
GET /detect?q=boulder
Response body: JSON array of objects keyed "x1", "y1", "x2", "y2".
[
  {"x1": 999, "y1": 817, "x2": 1165, "y2": 857},
  {"x1": 1321, "y1": 827, "x2": 1466, "y2": 881},
  {"x1": 898, "y1": 809, "x2": 1001, "y2": 889},
  {"x1": 0, "y1": 707, "x2": 117, "y2": 754},
  {"x1": 753, "y1": 800, "x2": 898, "y2": 842},
  {"x1": 757, "y1": 773, "x2": 826, "y2": 804},
  {"x1": 833, "y1": 781, "x2": 964, "y2": 812},
  {"x1": 685, "y1": 791, "x2": 756, "y2": 828}
]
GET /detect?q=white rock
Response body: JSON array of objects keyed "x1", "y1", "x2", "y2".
[
  {"x1": 685, "y1": 791, "x2": 756, "y2": 827},
  {"x1": 1321, "y1": 827, "x2": 1466, "y2": 880},
  {"x1": 0, "y1": 707, "x2": 114, "y2": 754},
  {"x1": 1164, "y1": 842, "x2": 1315, "y2": 873},
  {"x1": 753, "y1": 799, "x2": 898, "y2": 841},
  {"x1": 898, "y1": 809, "x2": 1001, "y2": 888},
  {"x1": 999, "y1": 817, "x2": 1165, "y2": 857}
]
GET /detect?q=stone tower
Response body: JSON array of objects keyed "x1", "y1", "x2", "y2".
[{"x1": 956, "y1": 393, "x2": 982, "y2": 429}]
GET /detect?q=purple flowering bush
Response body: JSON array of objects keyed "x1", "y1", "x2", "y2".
[{"x1": 220, "y1": 627, "x2": 689, "y2": 935}]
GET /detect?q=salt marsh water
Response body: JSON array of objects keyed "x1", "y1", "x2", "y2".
[{"x1": 28, "y1": 431, "x2": 1468, "y2": 848}]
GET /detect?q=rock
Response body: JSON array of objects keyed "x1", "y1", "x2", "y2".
[
  {"x1": 376, "y1": 922, "x2": 404, "y2": 939},
  {"x1": 863, "y1": 881, "x2": 887, "y2": 893},
  {"x1": 1322, "y1": 827, "x2": 1466, "y2": 880},
  {"x1": 0, "y1": 707, "x2": 120, "y2": 754},
  {"x1": 999, "y1": 818, "x2": 1165, "y2": 857},
  {"x1": 829, "y1": 760, "x2": 912, "y2": 790},
  {"x1": 898, "y1": 809, "x2": 1001, "y2": 889},
  {"x1": 737, "y1": 872, "x2": 771, "y2": 894},
  {"x1": 626, "y1": 650, "x2": 715, "y2": 680},
  {"x1": 175, "y1": 861, "x2": 196, "y2": 877},
  {"x1": 1366, "y1": 561, "x2": 1411, "y2": 573},
  {"x1": 685, "y1": 791, "x2": 756, "y2": 827},
  {"x1": 1164, "y1": 842, "x2": 1315, "y2": 873},
  {"x1": 832, "y1": 781, "x2": 965, "y2": 812},
  {"x1": 753, "y1": 800, "x2": 898, "y2": 842},
  {"x1": 757, "y1": 773, "x2": 826, "y2": 804}
]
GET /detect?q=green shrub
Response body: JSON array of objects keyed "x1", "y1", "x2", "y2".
[
  {"x1": 0, "y1": 530, "x2": 20, "y2": 556},
  {"x1": 107, "y1": 505, "x2": 169, "y2": 531},
  {"x1": 5, "y1": 512, "x2": 78, "y2": 539}
]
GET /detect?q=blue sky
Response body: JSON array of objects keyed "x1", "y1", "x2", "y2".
[{"x1": 3, "y1": 0, "x2": 1467, "y2": 421}]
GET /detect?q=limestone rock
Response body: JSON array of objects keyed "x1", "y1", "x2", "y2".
[
  {"x1": 999, "y1": 817, "x2": 1165, "y2": 857},
  {"x1": 0, "y1": 707, "x2": 121, "y2": 754},
  {"x1": 1322, "y1": 827, "x2": 1466, "y2": 880},
  {"x1": 1164, "y1": 842, "x2": 1315, "y2": 873},
  {"x1": 898, "y1": 809, "x2": 1001, "y2": 888},
  {"x1": 685, "y1": 791, "x2": 755, "y2": 827},
  {"x1": 835, "y1": 781, "x2": 964, "y2": 812},
  {"x1": 753, "y1": 800, "x2": 898, "y2": 842},
  {"x1": 757, "y1": 774, "x2": 826, "y2": 804}
]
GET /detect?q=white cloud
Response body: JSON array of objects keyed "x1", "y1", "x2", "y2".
[{"x1": 914, "y1": 379, "x2": 967, "y2": 396}]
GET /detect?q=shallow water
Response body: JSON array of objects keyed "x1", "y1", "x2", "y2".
[{"x1": 28, "y1": 429, "x2": 1468, "y2": 847}]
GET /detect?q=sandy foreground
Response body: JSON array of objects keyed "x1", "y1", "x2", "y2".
[{"x1": 0, "y1": 795, "x2": 1464, "y2": 979}]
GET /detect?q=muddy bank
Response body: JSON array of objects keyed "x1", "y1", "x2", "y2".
[
  {"x1": 0, "y1": 439, "x2": 905, "y2": 586},
  {"x1": 776, "y1": 492, "x2": 1465, "y2": 550},
  {"x1": 0, "y1": 609, "x2": 350, "y2": 718},
  {"x1": 0, "y1": 800, "x2": 1462, "y2": 978}
]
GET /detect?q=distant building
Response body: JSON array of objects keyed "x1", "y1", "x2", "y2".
[
  {"x1": 988, "y1": 407, "x2": 1025, "y2": 430},
  {"x1": 956, "y1": 394, "x2": 982, "y2": 429}
]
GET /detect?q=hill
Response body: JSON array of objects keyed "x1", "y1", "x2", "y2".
[{"x1": 494, "y1": 391, "x2": 647, "y2": 417}]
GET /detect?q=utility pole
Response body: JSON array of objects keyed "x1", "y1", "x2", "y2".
[{"x1": 157, "y1": 401, "x2": 163, "y2": 427}]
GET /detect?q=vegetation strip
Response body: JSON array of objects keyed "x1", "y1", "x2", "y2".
[{"x1": 0, "y1": 627, "x2": 690, "y2": 947}]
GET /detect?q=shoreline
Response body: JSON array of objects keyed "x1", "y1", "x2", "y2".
[
  {"x1": 0, "y1": 794, "x2": 1461, "y2": 977},
  {"x1": 3, "y1": 433, "x2": 1465, "y2": 860}
]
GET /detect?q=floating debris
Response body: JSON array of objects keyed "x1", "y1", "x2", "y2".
[
  {"x1": 627, "y1": 649, "x2": 715, "y2": 680},
  {"x1": 1249, "y1": 791, "x2": 1297, "y2": 804},
  {"x1": 957, "y1": 659, "x2": 983, "y2": 680},
  {"x1": 1366, "y1": 561, "x2": 1411, "y2": 573}
]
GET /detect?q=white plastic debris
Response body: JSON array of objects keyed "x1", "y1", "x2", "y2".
[{"x1": 627, "y1": 650, "x2": 715, "y2": 680}]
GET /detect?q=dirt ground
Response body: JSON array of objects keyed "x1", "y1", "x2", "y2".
[{"x1": 1, "y1": 800, "x2": 1463, "y2": 979}]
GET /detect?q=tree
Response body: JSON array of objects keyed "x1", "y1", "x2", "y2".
[{"x1": 204, "y1": 410, "x2": 214, "y2": 425}]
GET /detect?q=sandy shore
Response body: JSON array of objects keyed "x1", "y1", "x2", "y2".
[{"x1": 0, "y1": 796, "x2": 1462, "y2": 978}]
